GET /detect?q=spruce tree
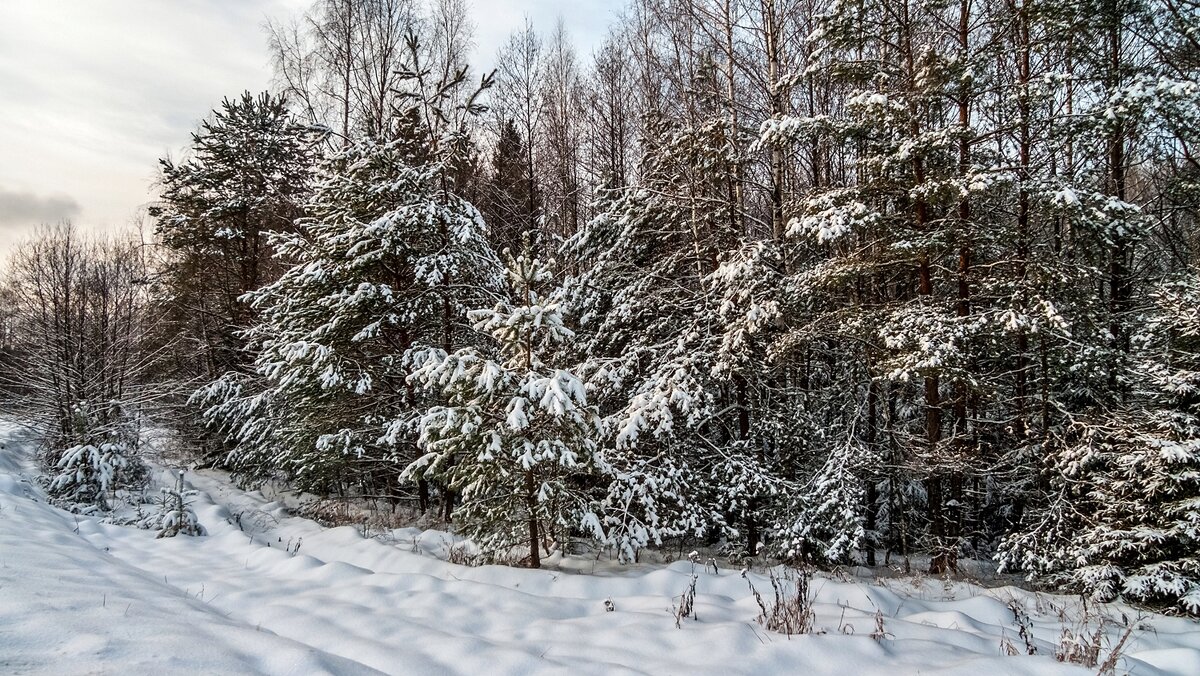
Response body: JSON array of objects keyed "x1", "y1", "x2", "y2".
[
  {"x1": 196, "y1": 46, "x2": 504, "y2": 502},
  {"x1": 407, "y1": 255, "x2": 602, "y2": 567}
]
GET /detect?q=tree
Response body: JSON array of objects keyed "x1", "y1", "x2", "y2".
[
  {"x1": 197, "y1": 36, "x2": 502, "y2": 512},
  {"x1": 1001, "y1": 274, "x2": 1200, "y2": 614},
  {"x1": 581, "y1": 31, "x2": 635, "y2": 194},
  {"x1": 565, "y1": 113, "x2": 780, "y2": 560},
  {"x1": 539, "y1": 19, "x2": 585, "y2": 241},
  {"x1": 998, "y1": 0, "x2": 1200, "y2": 613},
  {"x1": 481, "y1": 118, "x2": 534, "y2": 256},
  {"x1": 268, "y1": 0, "x2": 421, "y2": 141},
  {"x1": 407, "y1": 255, "x2": 602, "y2": 567},
  {"x1": 492, "y1": 19, "x2": 545, "y2": 254},
  {"x1": 152, "y1": 91, "x2": 318, "y2": 383}
]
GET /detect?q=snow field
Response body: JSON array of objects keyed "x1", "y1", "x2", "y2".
[{"x1": 2, "y1": 424, "x2": 1199, "y2": 675}]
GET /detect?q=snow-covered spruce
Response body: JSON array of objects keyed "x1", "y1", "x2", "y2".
[
  {"x1": 45, "y1": 401, "x2": 147, "y2": 513},
  {"x1": 194, "y1": 59, "x2": 504, "y2": 499},
  {"x1": 406, "y1": 255, "x2": 602, "y2": 567}
]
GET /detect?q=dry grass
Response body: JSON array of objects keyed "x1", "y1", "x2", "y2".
[
  {"x1": 673, "y1": 552, "x2": 701, "y2": 628},
  {"x1": 298, "y1": 497, "x2": 420, "y2": 536},
  {"x1": 744, "y1": 566, "x2": 817, "y2": 636}
]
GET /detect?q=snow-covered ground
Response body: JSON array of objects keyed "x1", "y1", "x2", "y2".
[{"x1": 2, "y1": 422, "x2": 1198, "y2": 676}]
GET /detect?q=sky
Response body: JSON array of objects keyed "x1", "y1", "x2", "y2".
[{"x1": 0, "y1": 0, "x2": 614, "y2": 254}]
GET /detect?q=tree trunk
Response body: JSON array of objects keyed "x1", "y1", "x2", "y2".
[{"x1": 525, "y1": 470, "x2": 541, "y2": 568}]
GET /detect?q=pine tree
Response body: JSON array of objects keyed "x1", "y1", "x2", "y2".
[
  {"x1": 153, "y1": 91, "x2": 318, "y2": 381},
  {"x1": 565, "y1": 113, "x2": 781, "y2": 560},
  {"x1": 481, "y1": 119, "x2": 535, "y2": 256},
  {"x1": 196, "y1": 131, "x2": 502, "y2": 494}
]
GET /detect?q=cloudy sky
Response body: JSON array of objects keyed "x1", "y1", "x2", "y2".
[{"x1": 0, "y1": 0, "x2": 614, "y2": 254}]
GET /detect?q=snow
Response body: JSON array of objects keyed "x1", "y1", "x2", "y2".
[{"x1": 2, "y1": 421, "x2": 1199, "y2": 675}]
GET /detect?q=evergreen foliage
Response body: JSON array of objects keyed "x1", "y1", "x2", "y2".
[
  {"x1": 153, "y1": 91, "x2": 319, "y2": 379},
  {"x1": 47, "y1": 401, "x2": 147, "y2": 512},
  {"x1": 407, "y1": 254, "x2": 601, "y2": 567}
]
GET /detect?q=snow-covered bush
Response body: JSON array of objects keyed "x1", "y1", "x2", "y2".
[
  {"x1": 593, "y1": 446, "x2": 712, "y2": 563},
  {"x1": 773, "y1": 439, "x2": 869, "y2": 565},
  {"x1": 50, "y1": 442, "x2": 134, "y2": 510}
]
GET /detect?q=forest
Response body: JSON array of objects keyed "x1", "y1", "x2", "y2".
[{"x1": 2, "y1": 0, "x2": 1199, "y2": 617}]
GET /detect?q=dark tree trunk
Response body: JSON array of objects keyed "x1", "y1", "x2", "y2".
[{"x1": 525, "y1": 470, "x2": 540, "y2": 568}]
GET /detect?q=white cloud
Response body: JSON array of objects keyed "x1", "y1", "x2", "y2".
[
  {"x1": 0, "y1": 0, "x2": 304, "y2": 246},
  {"x1": 0, "y1": 0, "x2": 616, "y2": 253}
]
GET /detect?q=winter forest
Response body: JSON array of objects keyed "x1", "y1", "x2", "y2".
[{"x1": 3, "y1": 0, "x2": 1200, "y2": 630}]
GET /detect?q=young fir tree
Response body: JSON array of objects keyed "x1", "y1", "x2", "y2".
[
  {"x1": 48, "y1": 401, "x2": 147, "y2": 512},
  {"x1": 142, "y1": 470, "x2": 205, "y2": 538},
  {"x1": 406, "y1": 254, "x2": 603, "y2": 567}
]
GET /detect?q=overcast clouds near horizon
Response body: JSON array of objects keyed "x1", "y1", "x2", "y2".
[{"x1": 0, "y1": 0, "x2": 613, "y2": 254}]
